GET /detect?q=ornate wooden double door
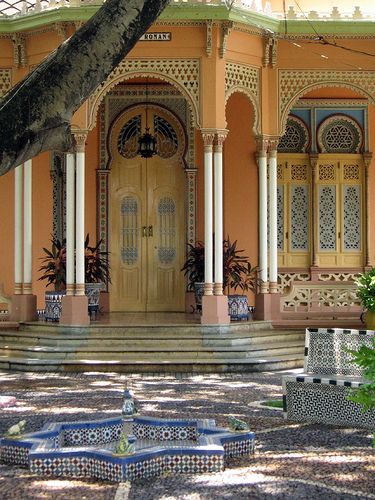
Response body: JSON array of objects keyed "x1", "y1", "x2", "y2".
[{"x1": 109, "y1": 106, "x2": 186, "y2": 311}]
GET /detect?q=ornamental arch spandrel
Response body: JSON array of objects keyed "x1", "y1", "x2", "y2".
[{"x1": 278, "y1": 70, "x2": 375, "y2": 136}]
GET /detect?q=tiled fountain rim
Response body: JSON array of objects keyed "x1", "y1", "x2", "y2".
[{"x1": 0, "y1": 415, "x2": 255, "y2": 482}]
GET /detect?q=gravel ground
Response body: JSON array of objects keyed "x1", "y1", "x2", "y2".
[{"x1": 0, "y1": 369, "x2": 374, "y2": 500}]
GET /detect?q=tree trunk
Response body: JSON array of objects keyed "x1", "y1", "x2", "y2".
[{"x1": 0, "y1": 0, "x2": 170, "y2": 176}]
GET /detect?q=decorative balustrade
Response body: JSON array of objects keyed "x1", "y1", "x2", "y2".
[
  {"x1": 280, "y1": 281, "x2": 361, "y2": 318},
  {"x1": 2, "y1": 0, "x2": 374, "y2": 21}
]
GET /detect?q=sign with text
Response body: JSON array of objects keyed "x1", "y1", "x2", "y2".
[{"x1": 140, "y1": 32, "x2": 172, "y2": 41}]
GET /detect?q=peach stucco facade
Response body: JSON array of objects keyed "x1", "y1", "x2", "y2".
[{"x1": 1, "y1": 0, "x2": 375, "y2": 325}]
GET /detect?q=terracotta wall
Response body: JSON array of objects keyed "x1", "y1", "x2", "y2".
[{"x1": 224, "y1": 93, "x2": 258, "y2": 304}]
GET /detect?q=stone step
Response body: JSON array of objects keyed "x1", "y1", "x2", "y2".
[
  {"x1": 0, "y1": 329, "x2": 304, "y2": 346},
  {"x1": 20, "y1": 320, "x2": 274, "y2": 336},
  {"x1": 0, "y1": 342, "x2": 304, "y2": 361},
  {"x1": 0, "y1": 353, "x2": 304, "y2": 373}
]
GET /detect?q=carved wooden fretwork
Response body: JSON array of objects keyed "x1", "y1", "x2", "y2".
[
  {"x1": 88, "y1": 58, "x2": 200, "y2": 130},
  {"x1": 0, "y1": 68, "x2": 11, "y2": 97},
  {"x1": 98, "y1": 88, "x2": 197, "y2": 253},
  {"x1": 206, "y1": 20, "x2": 213, "y2": 57},
  {"x1": 279, "y1": 70, "x2": 375, "y2": 134},
  {"x1": 225, "y1": 62, "x2": 260, "y2": 133},
  {"x1": 12, "y1": 34, "x2": 27, "y2": 68},
  {"x1": 54, "y1": 22, "x2": 68, "y2": 42},
  {"x1": 263, "y1": 37, "x2": 278, "y2": 68},
  {"x1": 219, "y1": 21, "x2": 233, "y2": 58}
]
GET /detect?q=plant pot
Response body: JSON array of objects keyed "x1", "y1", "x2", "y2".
[
  {"x1": 85, "y1": 282, "x2": 104, "y2": 317},
  {"x1": 193, "y1": 282, "x2": 205, "y2": 313},
  {"x1": 228, "y1": 295, "x2": 249, "y2": 321},
  {"x1": 44, "y1": 290, "x2": 66, "y2": 322},
  {"x1": 365, "y1": 310, "x2": 375, "y2": 330}
]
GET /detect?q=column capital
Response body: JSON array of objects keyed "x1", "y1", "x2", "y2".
[
  {"x1": 214, "y1": 129, "x2": 228, "y2": 152},
  {"x1": 255, "y1": 135, "x2": 268, "y2": 155},
  {"x1": 201, "y1": 129, "x2": 216, "y2": 151},
  {"x1": 72, "y1": 130, "x2": 88, "y2": 153},
  {"x1": 267, "y1": 136, "x2": 279, "y2": 153}
]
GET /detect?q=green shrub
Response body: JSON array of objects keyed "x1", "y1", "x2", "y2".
[{"x1": 348, "y1": 338, "x2": 375, "y2": 446}]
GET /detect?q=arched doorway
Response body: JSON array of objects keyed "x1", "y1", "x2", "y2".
[{"x1": 109, "y1": 104, "x2": 186, "y2": 312}]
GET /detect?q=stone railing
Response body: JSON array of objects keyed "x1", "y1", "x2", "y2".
[{"x1": 280, "y1": 281, "x2": 361, "y2": 318}]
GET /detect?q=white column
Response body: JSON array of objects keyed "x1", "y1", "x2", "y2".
[
  {"x1": 202, "y1": 132, "x2": 214, "y2": 295},
  {"x1": 258, "y1": 145, "x2": 268, "y2": 293},
  {"x1": 268, "y1": 147, "x2": 278, "y2": 293},
  {"x1": 214, "y1": 131, "x2": 227, "y2": 295},
  {"x1": 14, "y1": 164, "x2": 23, "y2": 294},
  {"x1": 23, "y1": 159, "x2": 32, "y2": 293},
  {"x1": 66, "y1": 153, "x2": 75, "y2": 296},
  {"x1": 75, "y1": 134, "x2": 86, "y2": 296}
]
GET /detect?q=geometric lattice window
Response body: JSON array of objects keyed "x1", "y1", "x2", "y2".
[
  {"x1": 317, "y1": 115, "x2": 363, "y2": 154},
  {"x1": 158, "y1": 197, "x2": 176, "y2": 264},
  {"x1": 117, "y1": 115, "x2": 141, "y2": 159},
  {"x1": 343, "y1": 185, "x2": 361, "y2": 251},
  {"x1": 0, "y1": 68, "x2": 11, "y2": 97},
  {"x1": 277, "y1": 186, "x2": 284, "y2": 250},
  {"x1": 278, "y1": 115, "x2": 310, "y2": 153},
  {"x1": 121, "y1": 196, "x2": 139, "y2": 265},
  {"x1": 154, "y1": 116, "x2": 178, "y2": 159},
  {"x1": 318, "y1": 186, "x2": 336, "y2": 251},
  {"x1": 290, "y1": 185, "x2": 309, "y2": 250}
]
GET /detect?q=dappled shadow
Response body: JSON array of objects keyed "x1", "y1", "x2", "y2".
[{"x1": 0, "y1": 369, "x2": 373, "y2": 499}]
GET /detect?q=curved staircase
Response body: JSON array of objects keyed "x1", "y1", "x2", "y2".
[{"x1": 0, "y1": 320, "x2": 305, "y2": 373}]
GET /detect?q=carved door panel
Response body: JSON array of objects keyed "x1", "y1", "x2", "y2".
[
  {"x1": 277, "y1": 154, "x2": 311, "y2": 267},
  {"x1": 315, "y1": 154, "x2": 364, "y2": 267},
  {"x1": 109, "y1": 106, "x2": 185, "y2": 311}
]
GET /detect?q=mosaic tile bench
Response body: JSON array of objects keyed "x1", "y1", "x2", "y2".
[
  {"x1": 282, "y1": 328, "x2": 375, "y2": 429},
  {"x1": 0, "y1": 416, "x2": 255, "y2": 482}
]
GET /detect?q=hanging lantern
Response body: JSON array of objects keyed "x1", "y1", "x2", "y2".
[
  {"x1": 138, "y1": 127, "x2": 157, "y2": 158},
  {"x1": 137, "y1": 79, "x2": 157, "y2": 158}
]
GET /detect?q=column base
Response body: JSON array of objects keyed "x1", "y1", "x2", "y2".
[
  {"x1": 254, "y1": 293, "x2": 281, "y2": 321},
  {"x1": 201, "y1": 295, "x2": 230, "y2": 325},
  {"x1": 60, "y1": 295, "x2": 90, "y2": 326},
  {"x1": 9, "y1": 294, "x2": 37, "y2": 322}
]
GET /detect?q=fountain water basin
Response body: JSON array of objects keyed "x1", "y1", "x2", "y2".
[{"x1": 0, "y1": 416, "x2": 255, "y2": 482}]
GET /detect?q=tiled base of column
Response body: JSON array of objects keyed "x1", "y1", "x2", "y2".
[
  {"x1": 60, "y1": 295, "x2": 90, "y2": 326},
  {"x1": 254, "y1": 293, "x2": 280, "y2": 321},
  {"x1": 201, "y1": 295, "x2": 230, "y2": 325},
  {"x1": 9, "y1": 294, "x2": 37, "y2": 322}
]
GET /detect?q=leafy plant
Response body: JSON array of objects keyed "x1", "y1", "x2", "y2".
[
  {"x1": 181, "y1": 237, "x2": 258, "y2": 295},
  {"x1": 84, "y1": 234, "x2": 111, "y2": 284},
  {"x1": 347, "y1": 338, "x2": 375, "y2": 446},
  {"x1": 181, "y1": 241, "x2": 205, "y2": 291},
  {"x1": 38, "y1": 237, "x2": 66, "y2": 290},
  {"x1": 223, "y1": 237, "x2": 258, "y2": 295},
  {"x1": 39, "y1": 234, "x2": 110, "y2": 289},
  {"x1": 355, "y1": 268, "x2": 375, "y2": 312}
]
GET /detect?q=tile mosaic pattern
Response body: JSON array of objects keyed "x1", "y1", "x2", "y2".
[
  {"x1": 283, "y1": 378, "x2": 375, "y2": 430},
  {"x1": 282, "y1": 328, "x2": 375, "y2": 428},
  {"x1": 304, "y1": 328, "x2": 375, "y2": 376},
  {"x1": 0, "y1": 416, "x2": 255, "y2": 483}
]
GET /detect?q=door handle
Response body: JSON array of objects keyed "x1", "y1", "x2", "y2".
[
  {"x1": 142, "y1": 226, "x2": 147, "y2": 237},
  {"x1": 148, "y1": 225, "x2": 153, "y2": 237}
]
